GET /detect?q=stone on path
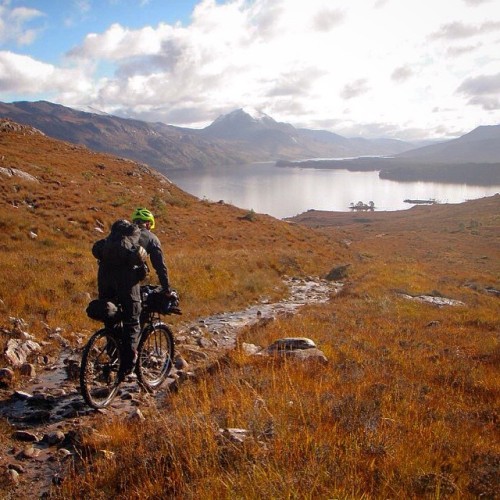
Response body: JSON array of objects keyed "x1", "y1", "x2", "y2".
[
  {"x1": 3, "y1": 339, "x2": 41, "y2": 367},
  {"x1": 0, "y1": 367, "x2": 15, "y2": 387}
]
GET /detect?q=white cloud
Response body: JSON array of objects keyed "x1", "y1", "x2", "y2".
[
  {"x1": 2, "y1": 0, "x2": 500, "y2": 139},
  {"x1": 457, "y1": 73, "x2": 500, "y2": 110},
  {"x1": 0, "y1": 2, "x2": 44, "y2": 45},
  {"x1": 0, "y1": 51, "x2": 92, "y2": 95}
]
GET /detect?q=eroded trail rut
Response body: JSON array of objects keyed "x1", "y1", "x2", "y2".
[{"x1": 0, "y1": 277, "x2": 341, "y2": 496}]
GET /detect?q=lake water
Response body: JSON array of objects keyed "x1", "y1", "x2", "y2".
[{"x1": 168, "y1": 162, "x2": 500, "y2": 219}]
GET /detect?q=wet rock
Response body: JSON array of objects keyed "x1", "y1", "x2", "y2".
[
  {"x1": 8, "y1": 463, "x2": 26, "y2": 474},
  {"x1": 43, "y1": 431, "x2": 65, "y2": 446},
  {"x1": 22, "y1": 410, "x2": 51, "y2": 424},
  {"x1": 12, "y1": 430, "x2": 40, "y2": 442},
  {"x1": 174, "y1": 355, "x2": 189, "y2": 370},
  {"x1": 59, "y1": 408, "x2": 79, "y2": 419},
  {"x1": 50, "y1": 332, "x2": 70, "y2": 348},
  {"x1": 0, "y1": 367, "x2": 15, "y2": 387},
  {"x1": 3, "y1": 338, "x2": 41, "y2": 367},
  {"x1": 18, "y1": 445, "x2": 41, "y2": 459},
  {"x1": 13, "y1": 390, "x2": 32, "y2": 400},
  {"x1": 63, "y1": 359, "x2": 80, "y2": 381},
  {"x1": 28, "y1": 393, "x2": 56, "y2": 409},
  {"x1": 19, "y1": 362, "x2": 36, "y2": 378},
  {"x1": 57, "y1": 448, "x2": 72, "y2": 460},
  {"x1": 325, "y1": 264, "x2": 350, "y2": 281}
]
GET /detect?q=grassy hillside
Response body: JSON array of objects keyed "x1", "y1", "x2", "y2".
[
  {"x1": 1, "y1": 120, "x2": 498, "y2": 498},
  {"x1": 0, "y1": 120, "x2": 345, "y2": 344}
]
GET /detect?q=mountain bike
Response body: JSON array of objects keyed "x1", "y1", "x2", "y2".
[{"x1": 80, "y1": 285, "x2": 181, "y2": 409}]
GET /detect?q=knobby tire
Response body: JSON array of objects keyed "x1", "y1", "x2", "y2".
[
  {"x1": 136, "y1": 323, "x2": 174, "y2": 391},
  {"x1": 80, "y1": 329, "x2": 122, "y2": 409}
]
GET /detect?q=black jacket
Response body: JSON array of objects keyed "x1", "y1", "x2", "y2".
[
  {"x1": 92, "y1": 225, "x2": 170, "y2": 292},
  {"x1": 138, "y1": 227, "x2": 170, "y2": 291}
]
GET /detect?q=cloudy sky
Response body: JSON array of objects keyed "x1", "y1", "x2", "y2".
[{"x1": 1, "y1": 0, "x2": 499, "y2": 140}]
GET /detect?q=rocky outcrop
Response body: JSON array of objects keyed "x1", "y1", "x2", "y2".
[{"x1": 0, "y1": 166, "x2": 39, "y2": 183}]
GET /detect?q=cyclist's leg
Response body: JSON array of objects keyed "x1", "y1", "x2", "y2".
[{"x1": 118, "y1": 286, "x2": 141, "y2": 377}]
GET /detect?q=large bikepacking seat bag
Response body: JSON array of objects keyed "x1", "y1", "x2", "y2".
[
  {"x1": 86, "y1": 299, "x2": 120, "y2": 322},
  {"x1": 100, "y1": 220, "x2": 146, "y2": 269}
]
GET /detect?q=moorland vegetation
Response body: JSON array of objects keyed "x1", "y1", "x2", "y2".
[{"x1": 0, "y1": 121, "x2": 498, "y2": 498}]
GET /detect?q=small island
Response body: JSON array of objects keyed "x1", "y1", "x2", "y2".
[{"x1": 349, "y1": 201, "x2": 375, "y2": 211}]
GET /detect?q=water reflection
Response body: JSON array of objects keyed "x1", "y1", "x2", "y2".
[{"x1": 168, "y1": 162, "x2": 500, "y2": 219}]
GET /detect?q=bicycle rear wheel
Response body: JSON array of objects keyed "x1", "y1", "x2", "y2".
[
  {"x1": 136, "y1": 323, "x2": 174, "y2": 391},
  {"x1": 80, "y1": 329, "x2": 122, "y2": 409}
]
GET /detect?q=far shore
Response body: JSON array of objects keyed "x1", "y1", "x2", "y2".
[{"x1": 275, "y1": 158, "x2": 500, "y2": 185}]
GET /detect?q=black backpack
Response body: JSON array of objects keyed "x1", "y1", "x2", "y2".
[{"x1": 98, "y1": 220, "x2": 146, "y2": 268}]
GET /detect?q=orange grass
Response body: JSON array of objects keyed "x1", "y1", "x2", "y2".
[
  {"x1": 0, "y1": 127, "x2": 345, "y2": 346},
  {"x1": 57, "y1": 196, "x2": 499, "y2": 498},
  {"x1": 1, "y1": 126, "x2": 499, "y2": 498}
]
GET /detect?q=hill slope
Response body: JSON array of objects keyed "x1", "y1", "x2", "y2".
[
  {"x1": 0, "y1": 118, "x2": 344, "y2": 333},
  {"x1": 397, "y1": 124, "x2": 500, "y2": 163}
]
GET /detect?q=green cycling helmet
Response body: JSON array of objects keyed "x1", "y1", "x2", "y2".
[{"x1": 131, "y1": 207, "x2": 155, "y2": 230}]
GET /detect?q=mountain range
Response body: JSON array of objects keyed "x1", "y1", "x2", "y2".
[
  {"x1": 0, "y1": 101, "x2": 499, "y2": 176},
  {"x1": 0, "y1": 101, "x2": 414, "y2": 172}
]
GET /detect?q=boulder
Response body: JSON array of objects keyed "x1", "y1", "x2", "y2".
[
  {"x1": 128, "y1": 408, "x2": 145, "y2": 422},
  {"x1": 12, "y1": 430, "x2": 40, "y2": 442},
  {"x1": 3, "y1": 338, "x2": 41, "y2": 367},
  {"x1": 241, "y1": 343, "x2": 262, "y2": 355},
  {"x1": 325, "y1": 264, "x2": 350, "y2": 281},
  {"x1": 0, "y1": 367, "x2": 15, "y2": 387},
  {"x1": 267, "y1": 337, "x2": 316, "y2": 351},
  {"x1": 260, "y1": 338, "x2": 328, "y2": 364},
  {"x1": 43, "y1": 431, "x2": 66, "y2": 446},
  {"x1": 19, "y1": 363, "x2": 36, "y2": 378},
  {"x1": 280, "y1": 348, "x2": 328, "y2": 365}
]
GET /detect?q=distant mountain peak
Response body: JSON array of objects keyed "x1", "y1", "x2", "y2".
[
  {"x1": 240, "y1": 106, "x2": 271, "y2": 121},
  {"x1": 213, "y1": 107, "x2": 273, "y2": 124}
]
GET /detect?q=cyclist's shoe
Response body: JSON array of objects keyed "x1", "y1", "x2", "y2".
[
  {"x1": 117, "y1": 365, "x2": 134, "y2": 382},
  {"x1": 118, "y1": 351, "x2": 138, "y2": 381}
]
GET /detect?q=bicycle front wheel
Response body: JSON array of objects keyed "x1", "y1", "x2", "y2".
[
  {"x1": 80, "y1": 329, "x2": 122, "y2": 409},
  {"x1": 136, "y1": 323, "x2": 174, "y2": 391}
]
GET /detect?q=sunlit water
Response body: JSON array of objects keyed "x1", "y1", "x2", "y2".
[{"x1": 168, "y1": 162, "x2": 500, "y2": 219}]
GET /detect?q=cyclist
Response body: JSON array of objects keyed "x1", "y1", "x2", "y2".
[{"x1": 92, "y1": 207, "x2": 171, "y2": 379}]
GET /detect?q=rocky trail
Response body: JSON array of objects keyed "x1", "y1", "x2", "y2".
[{"x1": 0, "y1": 276, "x2": 342, "y2": 498}]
